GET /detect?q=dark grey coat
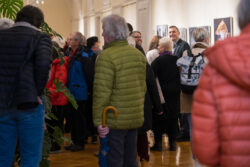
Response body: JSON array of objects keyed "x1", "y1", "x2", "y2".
[{"x1": 0, "y1": 24, "x2": 52, "y2": 114}]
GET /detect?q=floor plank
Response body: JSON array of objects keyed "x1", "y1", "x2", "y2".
[{"x1": 50, "y1": 134, "x2": 194, "y2": 167}]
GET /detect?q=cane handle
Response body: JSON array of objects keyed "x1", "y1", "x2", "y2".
[{"x1": 102, "y1": 106, "x2": 118, "y2": 127}]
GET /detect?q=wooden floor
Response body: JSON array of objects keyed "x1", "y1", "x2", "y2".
[{"x1": 50, "y1": 133, "x2": 194, "y2": 167}]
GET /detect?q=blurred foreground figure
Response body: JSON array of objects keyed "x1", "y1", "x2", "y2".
[
  {"x1": 192, "y1": 0, "x2": 250, "y2": 167},
  {"x1": 0, "y1": 5, "x2": 52, "y2": 167}
]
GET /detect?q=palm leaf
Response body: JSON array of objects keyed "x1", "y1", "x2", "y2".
[
  {"x1": 53, "y1": 79, "x2": 78, "y2": 110},
  {"x1": 40, "y1": 22, "x2": 63, "y2": 39},
  {"x1": 0, "y1": 0, "x2": 23, "y2": 20}
]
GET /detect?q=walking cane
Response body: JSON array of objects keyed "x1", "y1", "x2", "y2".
[{"x1": 102, "y1": 106, "x2": 118, "y2": 127}]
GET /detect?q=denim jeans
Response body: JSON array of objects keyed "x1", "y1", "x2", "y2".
[{"x1": 0, "y1": 104, "x2": 44, "y2": 167}]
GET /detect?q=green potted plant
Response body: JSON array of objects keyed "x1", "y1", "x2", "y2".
[{"x1": 0, "y1": 1, "x2": 77, "y2": 166}]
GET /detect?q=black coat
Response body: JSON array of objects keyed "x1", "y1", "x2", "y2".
[
  {"x1": 151, "y1": 53, "x2": 180, "y2": 135},
  {"x1": 138, "y1": 64, "x2": 163, "y2": 134},
  {"x1": 0, "y1": 25, "x2": 52, "y2": 113},
  {"x1": 173, "y1": 39, "x2": 191, "y2": 58}
]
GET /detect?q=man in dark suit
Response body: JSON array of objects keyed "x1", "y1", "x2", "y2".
[{"x1": 169, "y1": 25, "x2": 191, "y2": 142}]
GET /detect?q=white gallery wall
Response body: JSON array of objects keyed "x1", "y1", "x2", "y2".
[
  {"x1": 81, "y1": 0, "x2": 241, "y2": 50},
  {"x1": 122, "y1": 2, "x2": 137, "y2": 30},
  {"x1": 32, "y1": 0, "x2": 241, "y2": 48},
  {"x1": 152, "y1": 0, "x2": 241, "y2": 46}
]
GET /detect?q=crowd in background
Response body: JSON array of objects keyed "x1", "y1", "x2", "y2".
[{"x1": 0, "y1": 0, "x2": 250, "y2": 167}]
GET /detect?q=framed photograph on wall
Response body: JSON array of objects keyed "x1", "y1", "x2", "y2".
[
  {"x1": 179, "y1": 28, "x2": 187, "y2": 41},
  {"x1": 156, "y1": 25, "x2": 168, "y2": 37},
  {"x1": 189, "y1": 26, "x2": 211, "y2": 47},
  {"x1": 214, "y1": 17, "x2": 233, "y2": 42}
]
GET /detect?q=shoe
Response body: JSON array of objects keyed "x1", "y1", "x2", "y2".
[
  {"x1": 91, "y1": 135, "x2": 97, "y2": 144},
  {"x1": 50, "y1": 149, "x2": 62, "y2": 154},
  {"x1": 70, "y1": 144, "x2": 84, "y2": 152},
  {"x1": 176, "y1": 133, "x2": 190, "y2": 142},
  {"x1": 64, "y1": 144, "x2": 74, "y2": 150},
  {"x1": 150, "y1": 141, "x2": 162, "y2": 151},
  {"x1": 169, "y1": 139, "x2": 177, "y2": 151},
  {"x1": 50, "y1": 144, "x2": 61, "y2": 154}
]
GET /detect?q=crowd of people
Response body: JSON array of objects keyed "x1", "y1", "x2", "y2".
[{"x1": 0, "y1": 0, "x2": 250, "y2": 167}]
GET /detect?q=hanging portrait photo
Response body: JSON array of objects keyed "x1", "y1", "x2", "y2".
[
  {"x1": 214, "y1": 17, "x2": 233, "y2": 42},
  {"x1": 179, "y1": 28, "x2": 187, "y2": 42},
  {"x1": 156, "y1": 25, "x2": 168, "y2": 37}
]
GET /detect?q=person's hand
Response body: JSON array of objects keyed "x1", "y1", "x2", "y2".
[
  {"x1": 37, "y1": 96, "x2": 42, "y2": 105},
  {"x1": 97, "y1": 125, "x2": 109, "y2": 138},
  {"x1": 157, "y1": 112, "x2": 163, "y2": 115}
]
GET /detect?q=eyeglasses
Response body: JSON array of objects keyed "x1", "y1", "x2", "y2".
[
  {"x1": 69, "y1": 38, "x2": 78, "y2": 41},
  {"x1": 133, "y1": 36, "x2": 142, "y2": 39}
]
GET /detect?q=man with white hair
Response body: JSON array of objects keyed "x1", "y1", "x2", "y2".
[
  {"x1": 93, "y1": 14, "x2": 146, "y2": 167},
  {"x1": 64, "y1": 31, "x2": 94, "y2": 152}
]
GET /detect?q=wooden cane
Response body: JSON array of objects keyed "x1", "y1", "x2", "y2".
[{"x1": 102, "y1": 106, "x2": 118, "y2": 127}]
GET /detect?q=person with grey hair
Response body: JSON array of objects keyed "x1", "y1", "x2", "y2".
[
  {"x1": 64, "y1": 31, "x2": 94, "y2": 152},
  {"x1": 151, "y1": 37, "x2": 180, "y2": 152},
  {"x1": 177, "y1": 27, "x2": 209, "y2": 167},
  {"x1": 132, "y1": 30, "x2": 145, "y2": 55},
  {"x1": 93, "y1": 14, "x2": 146, "y2": 167},
  {"x1": 0, "y1": 18, "x2": 14, "y2": 30},
  {"x1": 192, "y1": 0, "x2": 250, "y2": 166}
]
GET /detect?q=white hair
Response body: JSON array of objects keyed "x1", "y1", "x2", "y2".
[
  {"x1": 102, "y1": 14, "x2": 128, "y2": 42},
  {"x1": 159, "y1": 37, "x2": 173, "y2": 51},
  {"x1": 0, "y1": 18, "x2": 14, "y2": 30},
  {"x1": 73, "y1": 32, "x2": 86, "y2": 46}
]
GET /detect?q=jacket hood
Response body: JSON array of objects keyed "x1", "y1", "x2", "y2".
[
  {"x1": 191, "y1": 42, "x2": 209, "y2": 55},
  {"x1": 205, "y1": 24, "x2": 250, "y2": 90}
]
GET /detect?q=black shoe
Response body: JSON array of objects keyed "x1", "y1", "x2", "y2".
[
  {"x1": 50, "y1": 144, "x2": 61, "y2": 153},
  {"x1": 70, "y1": 144, "x2": 84, "y2": 152},
  {"x1": 150, "y1": 142, "x2": 162, "y2": 151},
  {"x1": 169, "y1": 139, "x2": 177, "y2": 151},
  {"x1": 91, "y1": 135, "x2": 97, "y2": 144},
  {"x1": 176, "y1": 133, "x2": 190, "y2": 142},
  {"x1": 64, "y1": 144, "x2": 74, "y2": 150}
]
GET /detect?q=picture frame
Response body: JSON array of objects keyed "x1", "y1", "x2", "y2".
[
  {"x1": 214, "y1": 17, "x2": 233, "y2": 42},
  {"x1": 156, "y1": 25, "x2": 168, "y2": 37},
  {"x1": 179, "y1": 28, "x2": 187, "y2": 42}
]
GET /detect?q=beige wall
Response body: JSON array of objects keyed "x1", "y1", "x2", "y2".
[
  {"x1": 25, "y1": 0, "x2": 241, "y2": 46},
  {"x1": 36, "y1": 0, "x2": 72, "y2": 39}
]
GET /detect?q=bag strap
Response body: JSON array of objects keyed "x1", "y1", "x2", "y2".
[{"x1": 188, "y1": 56, "x2": 197, "y2": 79}]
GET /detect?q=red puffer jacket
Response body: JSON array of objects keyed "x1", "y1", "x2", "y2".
[
  {"x1": 192, "y1": 24, "x2": 250, "y2": 167},
  {"x1": 46, "y1": 57, "x2": 69, "y2": 106}
]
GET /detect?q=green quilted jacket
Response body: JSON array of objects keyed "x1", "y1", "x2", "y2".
[{"x1": 93, "y1": 40, "x2": 146, "y2": 129}]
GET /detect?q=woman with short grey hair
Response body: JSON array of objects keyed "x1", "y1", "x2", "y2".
[
  {"x1": 192, "y1": 0, "x2": 250, "y2": 166},
  {"x1": 192, "y1": 28, "x2": 209, "y2": 44},
  {"x1": 177, "y1": 27, "x2": 209, "y2": 167}
]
